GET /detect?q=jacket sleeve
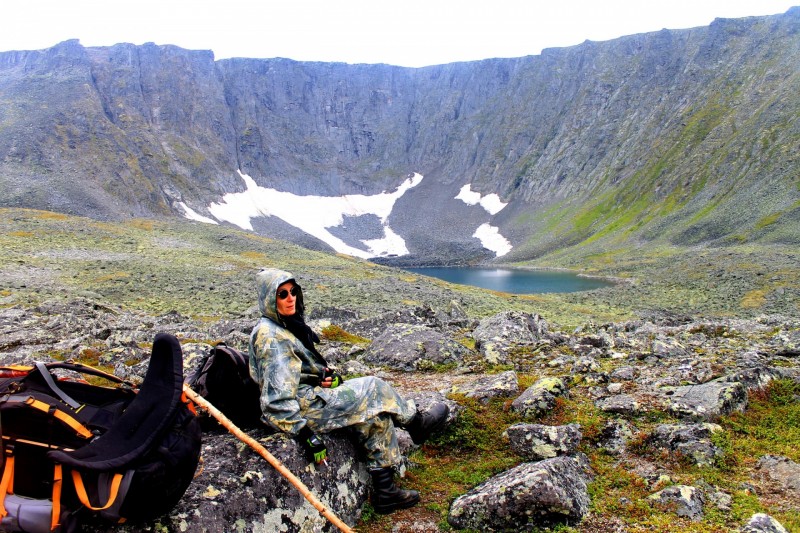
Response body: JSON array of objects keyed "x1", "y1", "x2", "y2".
[{"x1": 251, "y1": 329, "x2": 308, "y2": 435}]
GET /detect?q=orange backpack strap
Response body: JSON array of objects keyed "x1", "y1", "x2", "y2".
[
  {"x1": 0, "y1": 365, "x2": 33, "y2": 378},
  {"x1": 71, "y1": 470, "x2": 124, "y2": 511},
  {"x1": 51, "y1": 463, "x2": 63, "y2": 531},
  {"x1": 0, "y1": 447, "x2": 15, "y2": 518},
  {"x1": 21, "y1": 396, "x2": 94, "y2": 439}
]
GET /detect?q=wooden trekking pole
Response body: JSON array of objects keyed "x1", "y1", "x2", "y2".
[{"x1": 182, "y1": 385, "x2": 354, "y2": 533}]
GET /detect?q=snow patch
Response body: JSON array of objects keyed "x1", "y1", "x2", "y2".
[
  {"x1": 455, "y1": 184, "x2": 513, "y2": 256},
  {"x1": 455, "y1": 184, "x2": 507, "y2": 215},
  {"x1": 177, "y1": 202, "x2": 218, "y2": 224},
  {"x1": 473, "y1": 223, "x2": 512, "y2": 257},
  {"x1": 361, "y1": 227, "x2": 408, "y2": 256},
  {"x1": 202, "y1": 171, "x2": 423, "y2": 259}
]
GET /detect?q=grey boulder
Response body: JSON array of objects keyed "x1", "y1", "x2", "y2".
[{"x1": 447, "y1": 454, "x2": 593, "y2": 531}]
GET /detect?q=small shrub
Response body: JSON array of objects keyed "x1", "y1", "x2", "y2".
[
  {"x1": 320, "y1": 324, "x2": 370, "y2": 344},
  {"x1": 710, "y1": 430, "x2": 737, "y2": 470},
  {"x1": 626, "y1": 430, "x2": 653, "y2": 456},
  {"x1": 455, "y1": 336, "x2": 476, "y2": 350},
  {"x1": 723, "y1": 378, "x2": 800, "y2": 461},
  {"x1": 539, "y1": 393, "x2": 607, "y2": 441}
]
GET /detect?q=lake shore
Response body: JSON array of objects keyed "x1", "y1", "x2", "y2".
[{"x1": 404, "y1": 266, "x2": 616, "y2": 294}]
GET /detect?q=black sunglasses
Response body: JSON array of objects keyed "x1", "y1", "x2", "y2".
[{"x1": 277, "y1": 286, "x2": 299, "y2": 300}]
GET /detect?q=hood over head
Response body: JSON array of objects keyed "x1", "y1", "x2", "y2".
[{"x1": 256, "y1": 268, "x2": 306, "y2": 323}]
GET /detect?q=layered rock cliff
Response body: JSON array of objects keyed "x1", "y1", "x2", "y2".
[{"x1": 0, "y1": 8, "x2": 798, "y2": 263}]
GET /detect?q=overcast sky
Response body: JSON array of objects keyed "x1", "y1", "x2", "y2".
[{"x1": 0, "y1": 1, "x2": 796, "y2": 67}]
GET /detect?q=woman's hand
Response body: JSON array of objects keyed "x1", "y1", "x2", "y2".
[
  {"x1": 297, "y1": 426, "x2": 328, "y2": 465},
  {"x1": 321, "y1": 368, "x2": 342, "y2": 388}
]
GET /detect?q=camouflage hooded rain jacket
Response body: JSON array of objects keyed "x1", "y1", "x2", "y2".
[{"x1": 248, "y1": 268, "x2": 416, "y2": 467}]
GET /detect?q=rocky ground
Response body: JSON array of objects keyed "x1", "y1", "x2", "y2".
[{"x1": 1, "y1": 209, "x2": 799, "y2": 532}]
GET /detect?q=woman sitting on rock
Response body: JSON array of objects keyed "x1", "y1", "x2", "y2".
[{"x1": 248, "y1": 267, "x2": 449, "y2": 514}]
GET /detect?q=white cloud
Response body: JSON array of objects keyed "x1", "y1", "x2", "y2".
[
  {"x1": 0, "y1": 1, "x2": 793, "y2": 67},
  {"x1": 201, "y1": 171, "x2": 423, "y2": 259}
]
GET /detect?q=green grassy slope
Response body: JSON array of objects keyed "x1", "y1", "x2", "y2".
[{"x1": 2, "y1": 209, "x2": 797, "y2": 329}]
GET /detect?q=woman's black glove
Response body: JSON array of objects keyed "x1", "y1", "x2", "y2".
[{"x1": 297, "y1": 426, "x2": 328, "y2": 465}]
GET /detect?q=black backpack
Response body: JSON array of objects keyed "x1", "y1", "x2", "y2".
[
  {"x1": 186, "y1": 342, "x2": 263, "y2": 429},
  {"x1": 0, "y1": 332, "x2": 201, "y2": 533}
]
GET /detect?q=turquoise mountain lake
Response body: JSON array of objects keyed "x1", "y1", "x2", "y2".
[{"x1": 406, "y1": 267, "x2": 613, "y2": 294}]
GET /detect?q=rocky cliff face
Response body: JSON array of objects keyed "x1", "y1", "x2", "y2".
[{"x1": 0, "y1": 8, "x2": 798, "y2": 263}]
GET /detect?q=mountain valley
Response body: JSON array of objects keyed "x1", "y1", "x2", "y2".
[{"x1": 1, "y1": 8, "x2": 797, "y2": 266}]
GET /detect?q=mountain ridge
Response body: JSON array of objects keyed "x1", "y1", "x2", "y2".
[{"x1": 0, "y1": 8, "x2": 797, "y2": 264}]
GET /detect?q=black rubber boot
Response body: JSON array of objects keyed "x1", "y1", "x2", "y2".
[
  {"x1": 404, "y1": 402, "x2": 450, "y2": 445},
  {"x1": 369, "y1": 467, "x2": 420, "y2": 514}
]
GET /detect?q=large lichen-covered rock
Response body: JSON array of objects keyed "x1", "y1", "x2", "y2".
[
  {"x1": 648, "y1": 485, "x2": 705, "y2": 521},
  {"x1": 648, "y1": 423, "x2": 725, "y2": 467},
  {"x1": 447, "y1": 454, "x2": 593, "y2": 531},
  {"x1": 663, "y1": 380, "x2": 747, "y2": 421},
  {"x1": 595, "y1": 393, "x2": 644, "y2": 416},
  {"x1": 361, "y1": 323, "x2": 471, "y2": 371},
  {"x1": 329, "y1": 305, "x2": 443, "y2": 340},
  {"x1": 109, "y1": 429, "x2": 369, "y2": 533},
  {"x1": 753, "y1": 455, "x2": 800, "y2": 498},
  {"x1": 651, "y1": 336, "x2": 689, "y2": 358},
  {"x1": 511, "y1": 376, "x2": 568, "y2": 420},
  {"x1": 740, "y1": 513, "x2": 789, "y2": 533},
  {"x1": 506, "y1": 423, "x2": 582, "y2": 461},
  {"x1": 472, "y1": 311, "x2": 549, "y2": 365},
  {"x1": 719, "y1": 366, "x2": 785, "y2": 392},
  {"x1": 434, "y1": 299, "x2": 474, "y2": 328},
  {"x1": 772, "y1": 327, "x2": 800, "y2": 357},
  {"x1": 449, "y1": 370, "x2": 518, "y2": 404}
]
